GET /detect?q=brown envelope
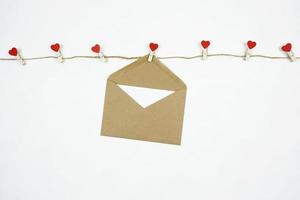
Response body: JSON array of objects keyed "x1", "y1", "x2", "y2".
[{"x1": 101, "y1": 55, "x2": 186, "y2": 145}]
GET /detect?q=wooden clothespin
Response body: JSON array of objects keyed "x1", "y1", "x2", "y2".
[
  {"x1": 91, "y1": 44, "x2": 107, "y2": 62},
  {"x1": 201, "y1": 40, "x2": 210, "y2": 60},
  {"x1": 244, "y1": 40, "x2": 256, "y2": 61},
  {"x1": 51, "y1": 43, "x2": 64, "y2": 63},
  {"x1": 148, "y1": 42, "x2": 158, "y2": 62},
  {"x1": 8, "y1": 47, "x2": 26, "y2": 65},
  {"x1": 282, "y1": 43, "x2": 296, "y2": 62}
]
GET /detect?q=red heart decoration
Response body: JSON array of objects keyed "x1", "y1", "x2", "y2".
[
  {"x1": 8, "y1": 47, "x2": 18, "y2": 56},
  {"x1": 149, "y1": 43, "x2": 159, "y2": 51},
  {"x1": 201, "y1": 40, "x2": 210, "y2": 49},
  {"x1": 50, "y1": 43, "x2": 60, "y2": 52},
  {"x1": 247, "y1": 40, "x2": 256, "y2": 49},
  {"x1": 281, "y1": 43, "x2": 292, "y2": 52},
  {"x1": 91, "y1": 44, "x2": 100, "y2": 53}
]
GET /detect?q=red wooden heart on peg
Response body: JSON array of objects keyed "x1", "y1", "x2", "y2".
[
  {"x1": 201, "y1": 40, "x2": 210, "y2": 49},
  {"x1": 91, "y1": 44, "x2": 100, "y2": 53},
  {"x1": 50, "y1": 43, "x2": 60, "y2": 52},
  {"x1": 149, "y1": 43, "x2": 159, "y2": 51},
  {"x1": 247, "y1": 41, "x2": 256, "y2": 49},
  {"x1": 8, "y1": 47, "x2": 18, "y2": 56},
  {"x1": 281, "y1": 43, "x2": 292, "y2": 52}
]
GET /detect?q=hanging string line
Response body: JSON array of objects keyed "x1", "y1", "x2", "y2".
[{"x1": 0, "y1": 54, "x2": 299, "y2": 61}]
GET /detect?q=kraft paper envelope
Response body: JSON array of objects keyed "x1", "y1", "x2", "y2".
[{"x1": 101, "y1": 55, "x2": 186, "y2": 145}]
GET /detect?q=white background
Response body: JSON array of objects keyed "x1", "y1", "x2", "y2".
[{"x1": 0, "y1": 0, "x2": 300, "y2": 199}]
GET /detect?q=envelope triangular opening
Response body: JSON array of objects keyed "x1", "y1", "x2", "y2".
[
  {"x1": 117, "y1": 84, "x2": 175, "y2": 108},
  {"x1": 108, "y1": 55, "x2": 186, "y2": 91}
]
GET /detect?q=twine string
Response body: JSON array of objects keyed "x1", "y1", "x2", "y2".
[{"x1": 0, "y1": 54, "x2": 298, "y2": 61}]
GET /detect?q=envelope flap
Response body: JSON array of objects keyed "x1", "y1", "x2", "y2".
[{"x1": 108, "y1": 55, "x2": 186, "y2": 91}]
